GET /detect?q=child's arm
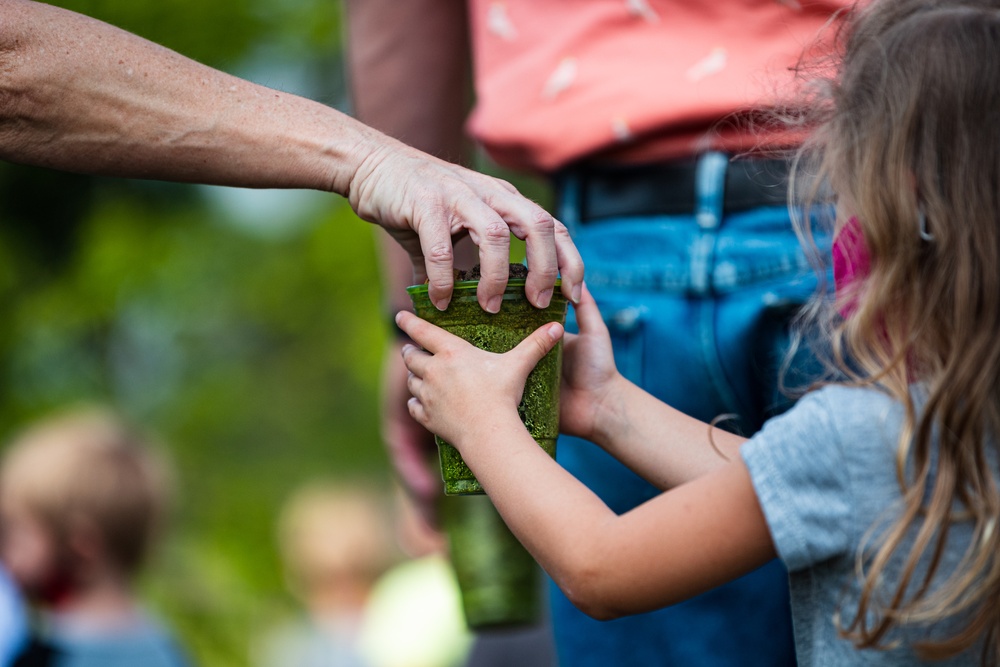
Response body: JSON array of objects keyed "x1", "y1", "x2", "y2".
[
  {"x1": 396, "y1": 310, "x2": 776, "y2": 618},
  {"x1": 556, "y1": 285, "x2": 747, "y2": 489}
]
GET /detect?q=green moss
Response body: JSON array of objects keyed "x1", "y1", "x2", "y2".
[{"x1": 407, "y1": 280, "x2": 566, "y2": 495}]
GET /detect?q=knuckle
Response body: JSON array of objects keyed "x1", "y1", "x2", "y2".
[
  {"x1": 532, "y1": 263, "x2": 559, "y2": 281},
  {"x1": 553, "y1": 218, "x2": 572, "y2": 238},
  {"x1": 424, "y1": 241, "x2": 454, "y2": 266},
  {"x1": 529, "y1": 209, "x2": 556, "y2": 233},
  {"x1": 483, "y1": 220, "x2": 511, "y2": 244},
  {"x1": 534, "y1": 337, "x2": 549, "y2": 355},
  {"x1": 495, "y1": 178, "x2": 517, "y2": 193}
]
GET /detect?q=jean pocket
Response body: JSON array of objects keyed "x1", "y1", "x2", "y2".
[
  {"x1": 749, "y1": 297, "x2": 822, "y2": 422},
  {"x1": 604, "y1": 304, "x2": 648, "y2": 386}
]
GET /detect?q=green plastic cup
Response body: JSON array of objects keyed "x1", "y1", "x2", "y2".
[
  {"x1": 439, "y1": 493, "x2": 543, "y2": 628},
  {"x1": 408, "y1": 277, "x2": 564, "y2": 628},
  {"x1": 406, "y1": 278, "x2": 567, "y2": 495}
]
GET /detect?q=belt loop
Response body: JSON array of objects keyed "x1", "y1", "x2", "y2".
[
  {"x1": 554, "y1": 171, "x2": 581, "y2": 235},
  {"x1": 695, "y1": 152, "x2": 729, "y2": 230}
]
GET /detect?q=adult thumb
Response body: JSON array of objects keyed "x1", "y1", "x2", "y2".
[{"x1": 513, "y1": 322, "x2": 564, "y2": 373}]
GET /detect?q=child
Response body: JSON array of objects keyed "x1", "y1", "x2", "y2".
[
  {"x1": 257, "y1": 480, "x2": 473, "y2": 667},
  {"x1": 0, "y1": 407, "x2": 190, "y2": 667},
  {"x1": 256, "y1": 480, "x2": 395, "y2": 667},
  {"x1": 395, "y1": 0, "x2": 1000, "y2": 664}
]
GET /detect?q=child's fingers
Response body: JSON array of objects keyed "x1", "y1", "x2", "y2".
[
  {"x1": 400, "y1": 344, "x2": 431, "y2": 377},
  {"x1": 406, "y1": 371, "x2": 424, "y2": 401},
  {"x1": 407, "y1": 396, "x2": 429, "y2": 426},
  {"x1": 511, "y1": 322, "x2": 564, "y2": 374},
  {"x1": 395, "y1": 311, "x2": 462, "y2": 354},
  {"x1": 571, "y1": 282, "x2": 608, "y2": 336}
]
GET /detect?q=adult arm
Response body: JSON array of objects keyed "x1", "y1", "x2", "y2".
[{"x1": 0, "y1": 0, "x2": 581, "y2": 310}]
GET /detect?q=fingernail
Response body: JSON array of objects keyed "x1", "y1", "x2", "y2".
[
  {"x1": 487, "y1": 295, "x2": 503, "y2": 314},
  {"x1": 548, "y1": 323, "x2": 563, "y2": 341},
  {"x1": 537, "y1": 288, "x2": 553, "y2": 309},
  {"x1": 571, "y1": 283, "x2": 582, "y2": 304},
  {"x1": 433, "y1": 297, "x2": 449, "y2": 312}
]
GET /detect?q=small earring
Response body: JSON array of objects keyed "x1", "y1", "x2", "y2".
[{"x1": 918, "y1": 209, "x2": 934, "y2": 242}]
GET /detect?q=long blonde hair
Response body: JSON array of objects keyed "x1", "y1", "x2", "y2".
[{"x1": 794, "y1": 0, "x2": 1000, "y2": 662}]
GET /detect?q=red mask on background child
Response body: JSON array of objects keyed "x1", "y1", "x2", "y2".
[{"x1": 832, "y1": 216, "x2": 870, "y2": 318}]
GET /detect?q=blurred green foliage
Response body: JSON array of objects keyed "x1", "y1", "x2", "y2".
[
  {"x1": 0, "y1": 171, "x2": 395, "y2": 664},
  {"x1": 0, "y1": 0, "x2": 391, "y2": 664},
  {"x1": 0, "y1": 2, "x2": 548, "y2": 664}
]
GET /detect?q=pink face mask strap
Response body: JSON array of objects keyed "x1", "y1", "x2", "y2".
[{"x1": 832, "y1": 216, "x2": 870, "y2": 318}]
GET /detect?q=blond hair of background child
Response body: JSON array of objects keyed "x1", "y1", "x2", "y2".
[
  {"x1": 396, "y1": 0, "x2": 1000, "y2": 664},
  {"x1": 0, "y1": 406, "x2": 188, "y2": 667}
]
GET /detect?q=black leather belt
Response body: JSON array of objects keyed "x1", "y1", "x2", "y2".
[{"x1": 556, "y1": 157, "x2": 791, "y2": 223}]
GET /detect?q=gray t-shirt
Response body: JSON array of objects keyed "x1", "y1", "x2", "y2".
[{"x1": 742, "y1": 385, "x2": 990, "y2": 666}]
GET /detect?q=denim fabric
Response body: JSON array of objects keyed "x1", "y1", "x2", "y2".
[{"x1": 549, "y1": 153, "x2": 831, "y2": 667}]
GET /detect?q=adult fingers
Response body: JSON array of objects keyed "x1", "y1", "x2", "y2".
[
  {"x1": 451, "y1": 197, "x2": 511, "y2": 314},
  {"x1": 553, "y1": 219, "x2": 585, "y2": 304},
  {"x1": 384, "y1": 417, "x2": 438, "y2": 505},
  {"x1": 416, "y1": 216, "x2": 456, "y2": 312},
  {"x1": 509, "y1": 201, "x2": 558, "y2": 310},
  {"x1": 485, "y1": 188, "x2": 585, "y2": 310},
  {"x1": 471, "y1": 212, "x2": 513, "y2": 314},
  {"x1": 379, "y1": 347, "x2": 439, "y2": 507},
  {"x1": 482, "y1": 185, "x2": 559, "y2": 310},
  {"x1": 403, "y1": 239, "x2": 429, "y2": 287},
  {"x1": 423, "y1": 188, "x2": 512, "y2": 313}
]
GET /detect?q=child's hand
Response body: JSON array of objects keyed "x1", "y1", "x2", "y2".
[
  {"x1": 560, "y1": 284, "x2": 622, "y2": 442},
  {"x1": 396, "y1": 311, "x2": 564, "y2": 451}
]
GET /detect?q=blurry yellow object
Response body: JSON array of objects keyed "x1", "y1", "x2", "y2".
[{"x1": 359, "y1": 554, "x2": 472, "y2": 667}]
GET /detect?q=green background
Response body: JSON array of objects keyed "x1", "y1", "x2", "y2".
[{"x1": 0, "y1": 1, "x2": 546, "y2": 664}]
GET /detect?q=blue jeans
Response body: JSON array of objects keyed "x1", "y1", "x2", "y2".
[{"x1": 549, "y1": 153, "x2": 829, "y2": 666}]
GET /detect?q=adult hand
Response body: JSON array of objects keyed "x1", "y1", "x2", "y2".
[
  {"x1": 0, "y1": 0, "x2": 584, "y2": 319},
  {"x1": 396, "y1": 311, "x2": 564, "y2": 452},
  {"x1": 559, "y1": 284, "x2": 623, "y2": 443},
  {"x1": 380, "y1": 341, "x2": 441, "y2": 526},
  {"x1": 349, "y1": 142, "x2": 584, "y2": 313}
]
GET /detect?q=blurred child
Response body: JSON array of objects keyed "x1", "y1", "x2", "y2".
[
  {"x1": 397, "y1": 0, "x2": 1000, "y2": 664},
  {"x1": 358, "y1": 488, "x2": 472, "y2": 667},
  {"x1": 256, "y1": 480, "x2": 397, "y2": 667},
  {"x1": 0, "y1": 407, "x2": 188, "y2": 667},
  {"x1": 257, "y1": 481, "x2": 472, "y2": 667}
]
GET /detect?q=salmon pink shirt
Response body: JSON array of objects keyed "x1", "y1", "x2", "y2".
[{"x1": 465, "y1": 0, "x2": 849, "y2": 173}]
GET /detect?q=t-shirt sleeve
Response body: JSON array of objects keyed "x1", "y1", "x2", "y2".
[{"x1": 741, "y1": 389, "x2": 854, "y2": 572}]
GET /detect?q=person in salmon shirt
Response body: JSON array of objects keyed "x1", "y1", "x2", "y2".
[{"x1": 346, "y1": 1, "x2": 853, "y2": 665}]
